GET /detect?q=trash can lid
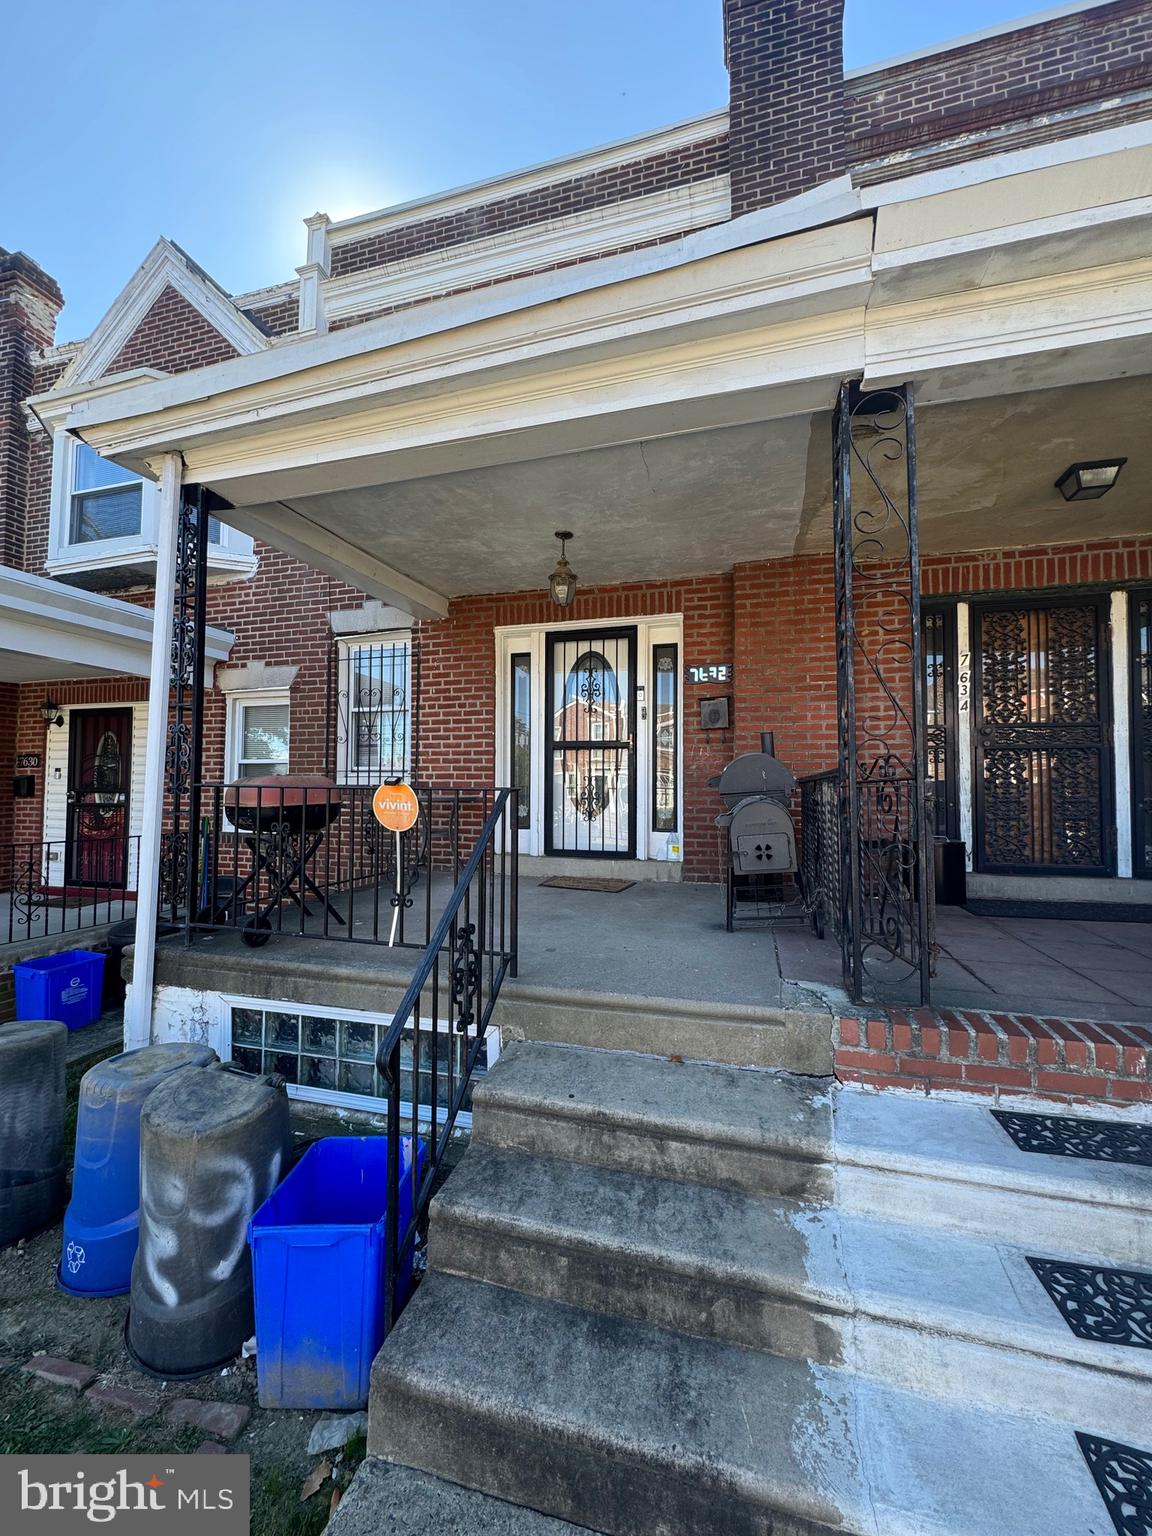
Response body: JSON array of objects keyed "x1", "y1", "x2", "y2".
[
  {"x1": 87, "y1": 1041, "x2": 217, "y2": 1085},
  {"x1": 0, "y1": 1018, "x2": 67, "y2": 1051},
  {"x1": 142, "y1": 1061, "x2": 285, "y2": 1137}
]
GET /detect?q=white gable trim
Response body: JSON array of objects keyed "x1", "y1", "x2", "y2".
[{"x1": 60, "y1": 239, "x2": 270, "y2": 389}]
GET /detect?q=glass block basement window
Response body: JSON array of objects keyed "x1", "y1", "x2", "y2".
[{"x1": 229, "y1": 1005, "x2": 486, "y2": 1113}]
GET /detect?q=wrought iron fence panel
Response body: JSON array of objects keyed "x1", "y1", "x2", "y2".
[
  {"x1": 833, "y1": 380, "x2": 933, "y2": 1005},
  {"x1": 0, "y1": 836, "x2": 140, "y2": 946}
]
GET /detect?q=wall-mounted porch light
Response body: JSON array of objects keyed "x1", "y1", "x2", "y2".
[
  {"x1": 39, "y1": 699, "x2": 64, "y2": 728},
  {"x1": 1054, "y1": 459, "x2": 1127, "y2": 501},
  {"x1": 549, "y1": 531, "x2": 577, "y2": 609}
]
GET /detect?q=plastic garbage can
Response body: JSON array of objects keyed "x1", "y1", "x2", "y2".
[
  {"x1": 14, "y1": 949, "x2": 105, "y2": 1030},
  {"x1": 248, "y1": 1136, "x2": 427, "y2": 1409},
  {"x1": 59, "y1": 1041, "x2": 219, "y2": 1296},
  {"x1": 0, "y1": 1019, "x2": 68, "y2": 1247},
  {"x1": 127, "y1": 1063, "x2": 291, "y2": 1378}
]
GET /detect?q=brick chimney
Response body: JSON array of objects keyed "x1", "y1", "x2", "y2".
[
  {"x1": 0, "y1": 248, "x2": 64, "y2": 569},
  {"x1": 723, "y1": 0, "x2": 847, "y2": 218}
]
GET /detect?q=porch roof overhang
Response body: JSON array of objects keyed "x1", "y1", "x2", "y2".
[
  {"x1": 0, "y1": 564, "x2": 233, "y2": 683},
  {"x1": 55, "y1": 123, "x2": 1152, "y2": 608}
]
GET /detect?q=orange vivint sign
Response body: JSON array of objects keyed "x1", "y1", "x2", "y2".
[{"x1": 372, "y1": 782, "x2": 420, "y2": 833}]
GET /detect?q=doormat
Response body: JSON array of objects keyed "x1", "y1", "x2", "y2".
[
  {"x1": 539, "y1": 877, "x2": 636, "y2": 894},
  {"x1": 965, "y1": 898, "x2": 1152, "y2": 923}
]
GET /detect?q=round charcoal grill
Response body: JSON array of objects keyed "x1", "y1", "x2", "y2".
[{"x1": 712, "y1": 735, "x2": 818, "y2": 933}]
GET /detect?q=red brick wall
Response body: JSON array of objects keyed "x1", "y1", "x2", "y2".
[
  {"x1": 725, "y1": 0, "x2": 846, "y2": 215},
  {"x1": 241, "y1": 295, "x2": 300, "y2": 339},
  {"x1": 849, "y1": 0, "x2": 1152, "y2": 175},
  {"x1": 0, "y1": 684, "x2": 17, "y2": 849},
  {"x1": 329, "y1": 134, "x2": 729, "y2": 281},
  {"x1": 105, "y1": 285, "x2": 241, "y2": 376},
  {"x1": 416, "y1": 575, "x2": 735, "y2": 878}
]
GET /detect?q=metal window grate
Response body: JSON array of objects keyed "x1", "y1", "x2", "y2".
[
  {"x1": 1077, "y1": 1433, "x2": 1152, "y2": 1536},
  {"x1": 992, "y1": 1109, "x2": 1152, "y2": 1167},
  {"x1": 1028, "y1": 1258, "x2": 1152, "y2": 1350}
]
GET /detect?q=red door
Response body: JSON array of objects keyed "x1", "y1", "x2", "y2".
[{"x1": 66, "y1": 709, "x2": 132, "y2": 887}]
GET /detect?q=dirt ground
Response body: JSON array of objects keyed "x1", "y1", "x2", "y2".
[{"x1": 0, "y1": 1034, "x2": 442, "y2": 1536}]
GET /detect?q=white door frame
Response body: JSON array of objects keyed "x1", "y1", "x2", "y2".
[{"x1": 494, "y1": 613, "x2": 684, "y2": 861}]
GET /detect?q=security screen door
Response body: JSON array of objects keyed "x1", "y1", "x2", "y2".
[{"x1": 544, "y1": 627, "x2": 637, "y2": 857}]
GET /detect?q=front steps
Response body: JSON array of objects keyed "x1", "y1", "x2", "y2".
[{"x1": 357, "y1": 1043, "x2": 1152, "y2": 1536}]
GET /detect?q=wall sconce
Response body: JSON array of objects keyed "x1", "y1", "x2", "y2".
[
  {"x1": 1055, "y1": 459, "x2": 1127, "y2": 501},
  {"x1": 548, "y1": 531, "x2": 577, "y2": 609},
  {"x1": 40, "y1": 699, "x2": 64, "y2": 728}
]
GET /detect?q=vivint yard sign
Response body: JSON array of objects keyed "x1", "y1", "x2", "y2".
[{"x1": 2, "y1": 1455, "x2": 249, "y2": 1531}]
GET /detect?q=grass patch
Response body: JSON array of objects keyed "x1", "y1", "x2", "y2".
[{"x1": 0, "y1": 1370, "x2": 200, "y2": 1458}]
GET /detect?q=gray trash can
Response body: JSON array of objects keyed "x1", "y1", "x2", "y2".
[
  {"x1": 127, "y1": 1063, "x2": 291, "y2": 1377},
  {"x1": 0, "y1": 1019, "x2": 68, "y2": 1247}
]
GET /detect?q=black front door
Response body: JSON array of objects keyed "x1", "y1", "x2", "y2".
[
  {"x1": 1132, "y1": 590, "x2": 1152, "y2": 879},
  {"x1": 544, "y1": 627, "x2": 637, "y2": 857},
  {"x1": 66, "y1": 708, "x2": 132, "y2": 887},
  {"x1": 973, "y1": 598, "x2": 1114, "y2": 876}
]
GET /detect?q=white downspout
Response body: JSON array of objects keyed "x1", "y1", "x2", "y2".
[{"x1": 124, "y1": 452, "x2": 182, "y2": 1048}]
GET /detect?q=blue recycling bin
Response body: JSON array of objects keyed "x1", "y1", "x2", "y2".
[
  {"x1": 59, "y1": 1042, "x2": 218, "y2": 1297},
  {"x1": 248, "y1": 1136, "x2": 427, "y2": 1410},
  {"x1": 14, "y1": 950, "x2": 105, "y2": 1031}
]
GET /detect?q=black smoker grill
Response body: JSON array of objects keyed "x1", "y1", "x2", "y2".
[{"x1": 712, "y1": 733, "x2": 818, "y2": 933}]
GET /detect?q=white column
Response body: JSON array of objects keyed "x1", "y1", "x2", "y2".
[
  {"x1": 1111, "y1": 589, "x2": 1133, "y2": 878},
  {"x1": 124, "y1": 453, "x2": 182, "y2": 1048}
]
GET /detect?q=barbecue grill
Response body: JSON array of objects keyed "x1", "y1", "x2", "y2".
[{"x1": 712, "y1": 733, "x2": 817, "y2": 933}]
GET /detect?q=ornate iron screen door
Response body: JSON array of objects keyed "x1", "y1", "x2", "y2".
[
  {"x1": 544, "y1": 627, "x2": 637, "y2": 857},
  {"x1": 66, "y1": 707, "x2": 132, "y2": 887},
  {"x1": 973, "y1": 598, "x2": 1114, "y2": 876}
]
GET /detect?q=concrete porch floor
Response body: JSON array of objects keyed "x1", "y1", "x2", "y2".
[{"x1": 193, "y1": 874, "x2": 1152, "y2": 1027}]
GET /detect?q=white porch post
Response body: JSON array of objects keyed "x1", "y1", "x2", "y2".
[{"x1": 124, "y1": 452, "x2": 182, "y2": 1048}]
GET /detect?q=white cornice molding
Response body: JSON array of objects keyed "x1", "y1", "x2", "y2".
[
  {"x1": 323, "y1": 177, "x2": 732, "y2": 322},
  {"x1": 58, "y1": 239, "x2": 270, "y2": 390},
  {"x1": 234, "y1": 280, "x2": 299, "y2": 311},
  {"x1": 326, "y1": 111, "x2": 730, "y2": 247}
]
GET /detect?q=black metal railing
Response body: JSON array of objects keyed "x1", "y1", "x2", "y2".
[
  {"x1": 799, "y1": 771, "x2": 840, "y2": 941},
  {"x1": 176, "y1": 782, "x2": 515, "y2": 951},
  {"x1": 375, "y1": 788, "x2": 517, "y2": 1332},
  {"x1": 1, "y1": 836, "x2": 140, "y2": 946}
]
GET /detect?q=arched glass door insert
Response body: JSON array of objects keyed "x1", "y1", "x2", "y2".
[{"x1": 545, "y1": 628, "x2": 636, "y2": 857}]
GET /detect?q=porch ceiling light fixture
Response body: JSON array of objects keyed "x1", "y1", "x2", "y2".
[
  {"x1": 1055, "y1": 459, "x2": 1127, "y2": 501},
  {"x1": 549, "y1": 531, "x2": 577, "y2": 609},
  {"x1": 39, "y1": 699, "x2": 64, "y2": 728}
]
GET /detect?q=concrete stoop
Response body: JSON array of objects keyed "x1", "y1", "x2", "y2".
[{"x1": 356, "y1": 1041, "x2": 1152, "y2": 1536}]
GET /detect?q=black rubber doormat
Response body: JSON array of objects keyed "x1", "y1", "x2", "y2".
[
  {"x1": 992, "y1": 1109, "x2": 1152, "y2": 1167},
  {"x1": 539, "y1": 877, "x2": 636, "y2": 893},
  {"x1": 965, "y1": 898, "x2": 1152, "y2": 922},
  {"x1": 1077, "y1": 1433, "x2": 1152, "y2": 1535},
  {"x1": 1027, "y1": 1258, "x2": 1152, "y2": 1349}
]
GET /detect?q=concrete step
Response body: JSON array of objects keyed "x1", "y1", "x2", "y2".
[
  {"x1": 495, "y1": 984, "x2": 833, "y2": 1073},
  {"x1": 325, "y1": 1456, "x2": 595, "y2": 1536},
  {"x1": 369, "y1": 1271, "x2": 1121, "y2": 1536},
  {"x1": 473, "y1": 1043, "x2": 1152, "y2": 1257},
  {"x1": 471, "y1": 1041, "x2": 834, "y2": 1201},
  {"x1": 430, "y1": 1144, "x2": 1152, "y2": 1442},
  {"x1": 834, "y1": 1086, "x2": 1152, "y2": 1262}
]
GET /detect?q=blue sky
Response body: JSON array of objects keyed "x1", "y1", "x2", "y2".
[{"x1": 4, "y1": 1, "x2": 1062, "y2": 338}]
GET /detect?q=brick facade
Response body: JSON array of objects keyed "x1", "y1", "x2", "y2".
[
  {"x1": 836, "y1": 1009, "x2": 1151, "y2": 1106},
  {"x1": 0, "y1": 251, "x2": 62, "y2": 568},
  {"x1": 104, "y1": 284, "x2": 242, "y2": 376}
]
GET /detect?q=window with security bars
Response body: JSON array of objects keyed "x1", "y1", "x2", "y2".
[
  {"x1": 335, "y1": 635, "x2": 412, "y2": 785},
  {"x1": 229, "y1": 1004, "x2": 487, "y2": 1114}
]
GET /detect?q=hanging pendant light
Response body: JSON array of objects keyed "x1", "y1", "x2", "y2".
[{"x1": 549, "y1": 531, "x2": 577, "y2": 608}]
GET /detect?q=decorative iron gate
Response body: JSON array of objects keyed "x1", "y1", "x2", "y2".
[
  {"x1": 972, "y1": 597, "x2": 1114, "y2": 876},
  {"x1": 544, "y1": 627, "x2": 637, "y2": 858},
  {"x1": 833, "y1": 381, "x2": 932, "y2": 1006},
  {"x1": 1130, "y1": 590, "x2": 1151, "y2": 880}
]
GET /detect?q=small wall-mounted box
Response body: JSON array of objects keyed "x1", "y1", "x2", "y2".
[
  {"x1": 699, "y1": 696, "x2": 731, "y2": 730},
  {"x1": 12, "y1": 775, "x2": 35, "y2": 798}
]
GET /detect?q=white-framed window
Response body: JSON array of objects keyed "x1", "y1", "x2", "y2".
[
  {"x1": 47, "y1": 434, "x2": 255, "y2": 574},
  {"x1": 226, "y1": 690, "x2": 291, "y2": 781},
  {"x1": 335, "y1": 631, "x2": 412, "y2": 785},
  {"x1": 222, "y1": 994, "x2": 499, "y2": 1126}
]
